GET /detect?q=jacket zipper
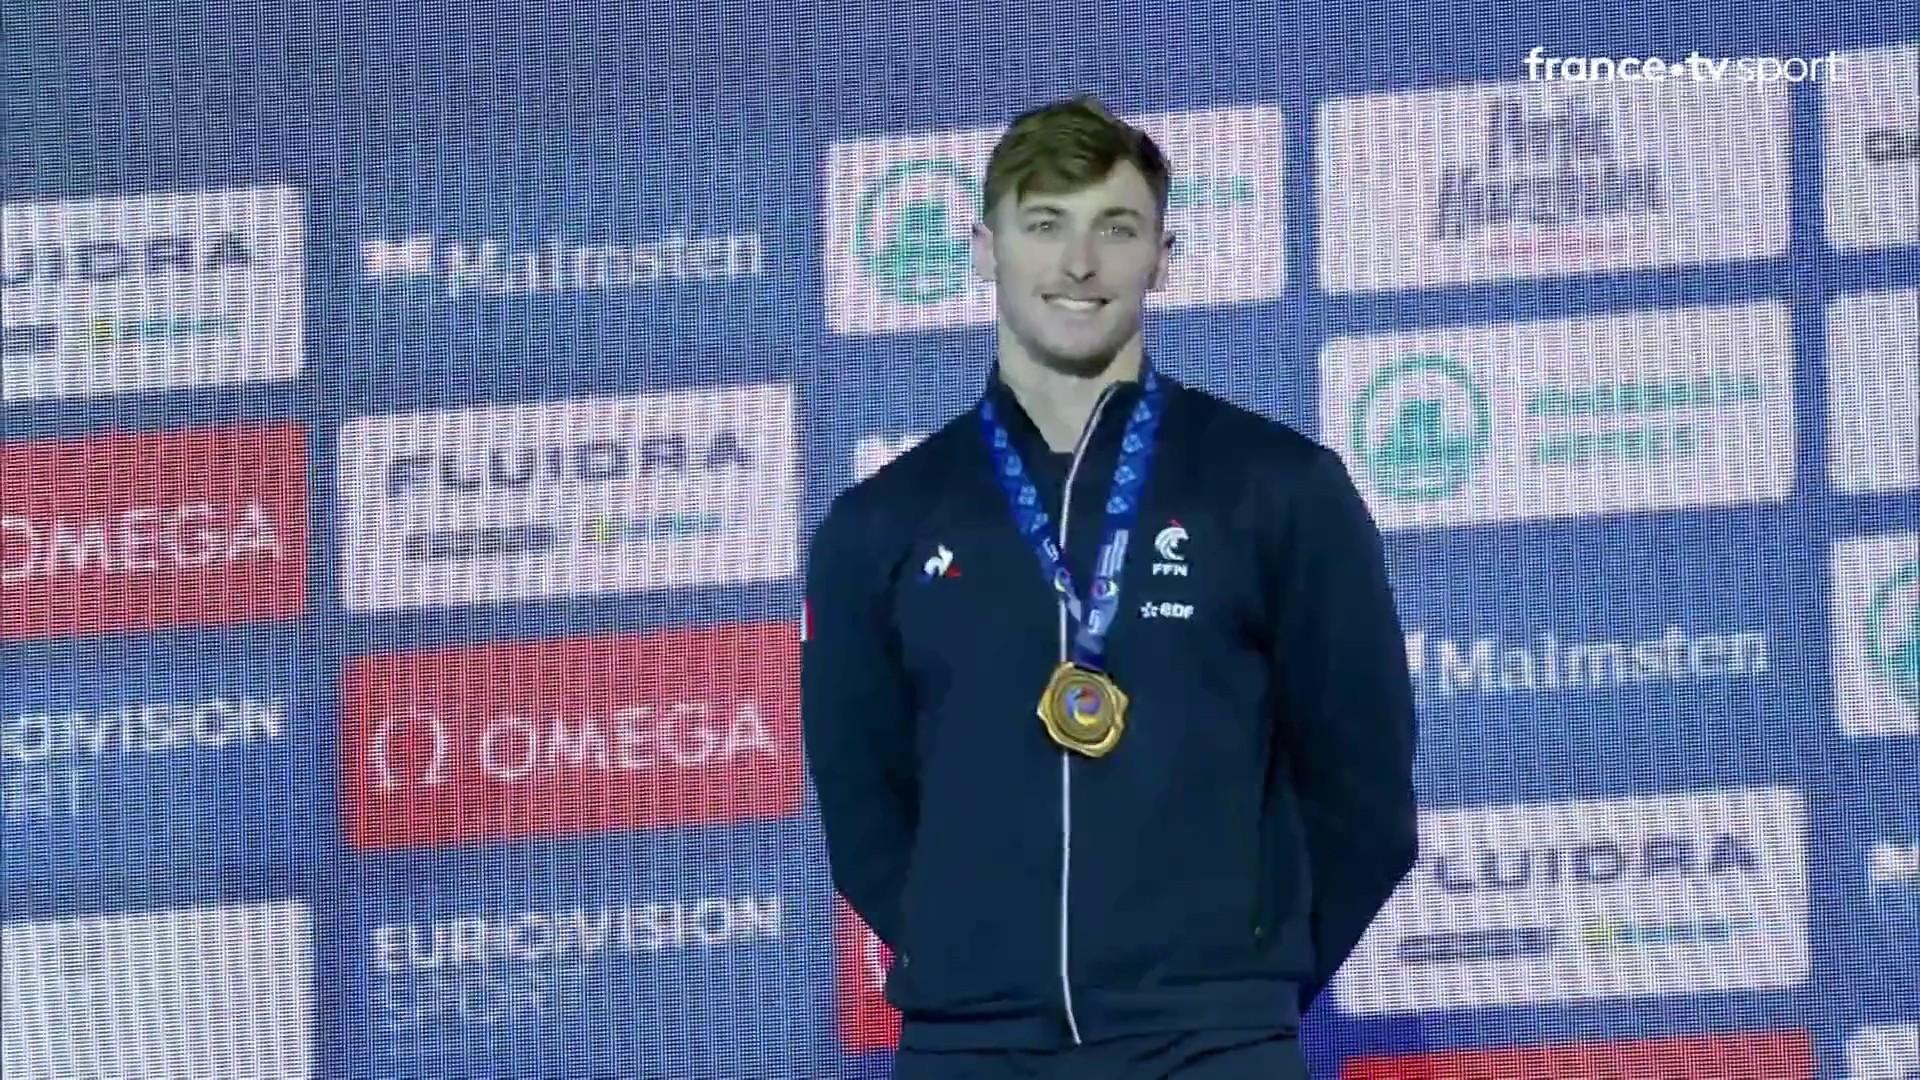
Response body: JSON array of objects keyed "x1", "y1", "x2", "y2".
[{"x1": 1055, "y1": 383, "x2": 1118, "y2": 1046}]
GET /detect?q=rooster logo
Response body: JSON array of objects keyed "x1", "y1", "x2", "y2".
[{"x1": 922, "y1": 544, "x2": 959, "y2": 580}]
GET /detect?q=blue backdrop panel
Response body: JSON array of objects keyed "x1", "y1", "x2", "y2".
[
  {"x1": 1, "y1": 626, "x2": 317, "y2": 922},
  {"x1": 324, "y1": 825, "x2": 832, "y2": 1079}
]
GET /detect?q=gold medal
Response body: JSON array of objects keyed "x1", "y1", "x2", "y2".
[{"x1": 1037, "y1": 661, "x2": 1129, "y2": 758}]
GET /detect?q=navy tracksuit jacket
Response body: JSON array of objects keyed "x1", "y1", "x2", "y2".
[{"x1": 801, "y1": 366, "x2": 1419, "y2": 1052}]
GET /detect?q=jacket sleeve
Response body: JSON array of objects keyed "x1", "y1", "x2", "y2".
[
  {"x1": 801, "y1": 495, "x2": 920, "y2": 951},
  {"x1": 1265, "y1": 446, "x2": 1420, "y2": 1015}
]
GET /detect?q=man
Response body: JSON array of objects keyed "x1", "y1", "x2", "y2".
[{"x1": 802, "y1": 95, "x2": 1418, "y2": 1078}]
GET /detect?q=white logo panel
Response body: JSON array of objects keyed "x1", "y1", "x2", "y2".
[
  {"x1": 1, "y1": 901, "x2": 313, "y2": 1080},
  {"x1": 1848, "y1": 1023, "x2": 1920, "y2": 1080},
  {"x1": 1829, "y1": 288, "x2": 1920, "y2": 495},
  {"x1": 1334, "y1": 787, "x2": 1807, "y2": 1014},
  {"x1": 1321, "y1": 301, "x2": 1795, "y2": 531},
  {"x1": 1, "y1": 185, "x2": 305, "y2": 403},
  {"x1": 1833, "y1": 531, "x2": 1920, "y2": 739},
  {"x1": 1319, "y1": 78, "x2": 1789, "y2": 292},
  {"x1": 1826, "y1": 42, "x2": 1920, "y2": 252},
  {"x1": 338, "y1": 383, "x2": 797, "y2": 611}
]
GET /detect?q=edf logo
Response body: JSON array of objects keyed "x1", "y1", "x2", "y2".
[{"x1": 2, "y1": 232, "x2": 254, "y2": 289}]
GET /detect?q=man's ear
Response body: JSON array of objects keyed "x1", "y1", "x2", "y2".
[
  {"x1": 1148, "y1": 229, "x2": 1176, "y2": 291},
  {"x1": 970, "y1": 219, "x2": 997, "y2": 283}
]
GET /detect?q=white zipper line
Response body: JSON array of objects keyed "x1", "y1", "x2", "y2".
[{"x1": 1055, "y1": 384, "x2": 1116, "y2": 1046}]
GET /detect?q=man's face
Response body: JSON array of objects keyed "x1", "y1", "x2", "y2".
[{"x1": 971, "y1": 161, "x2": 1174, "y2": 376}]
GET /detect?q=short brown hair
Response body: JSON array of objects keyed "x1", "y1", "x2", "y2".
[{"x1": 982, "y1": 95, "x2": 1172, "y2": 225}]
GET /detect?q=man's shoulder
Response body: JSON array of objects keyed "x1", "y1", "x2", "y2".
[
  {"x1": 1164, "y1": 375, "x2": 1335, "y2": 474},
  {"x1": 823, "y1": 410, "x2": 977, "y2": 533},
  {"x1": 1160, "y1": 377, "x2": 1386, "y2": 566}
]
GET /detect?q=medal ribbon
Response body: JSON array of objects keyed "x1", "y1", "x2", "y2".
[{"x1": 978, "y1": 367, "x2": 1166, "y2": 671}]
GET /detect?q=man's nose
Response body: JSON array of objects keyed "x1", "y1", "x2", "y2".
[{"x1": 1059, "y1": 232, "x2": 1097, "y2": 279}]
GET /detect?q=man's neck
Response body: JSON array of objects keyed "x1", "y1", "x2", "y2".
[{"x1": 996, "y1": 332, "x2": 1145, "y2": 454}]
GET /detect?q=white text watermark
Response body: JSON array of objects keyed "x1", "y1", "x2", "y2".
[{"x1": 1524, "y1": 48, "x2": 1852, "y2": 84}]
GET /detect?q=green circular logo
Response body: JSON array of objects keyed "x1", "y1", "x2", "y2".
[
  {"x1": 1866, "y1": 558, "x2": 1920, "y2": 707},
  {"x1": 852, "y1": 159, "x2": 981, "y2": 305},
  {"x1": 1351, "y1": 354, "x2": 1493, "y2": 502}
]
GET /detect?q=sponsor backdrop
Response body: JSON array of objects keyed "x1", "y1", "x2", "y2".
[{"x1": 1, "y1": 3, "x2": 1914, "y2": 1078}]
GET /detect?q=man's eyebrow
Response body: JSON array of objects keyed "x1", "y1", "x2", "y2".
[{"x1": 1020, "y1": 204, "x2": 1146, "y2": 220}]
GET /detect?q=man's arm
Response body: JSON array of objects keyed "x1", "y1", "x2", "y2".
[
  {"x1": 1265, "y1": 447, "x2": 1420, "y2": 1014},
  {"x1": 801, "y1": 497, "x2": 919, "y2": 950}
]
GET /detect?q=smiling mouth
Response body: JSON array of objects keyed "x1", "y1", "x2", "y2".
[{"x1": 1045, "y1": 296, "x2": 1108, "y2": 312}]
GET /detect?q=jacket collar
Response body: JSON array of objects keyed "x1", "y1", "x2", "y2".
[{"x1": 980, "y1": 358, "x2": 1156, "y2": 459}]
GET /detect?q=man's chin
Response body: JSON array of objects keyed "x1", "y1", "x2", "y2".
[{"x1": 1033, "y1": 345, "x2": 1123, "y2": 379}]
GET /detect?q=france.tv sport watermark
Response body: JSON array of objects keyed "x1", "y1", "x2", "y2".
[{"x1": 1525, "y1": 48, "x2": 1853, "y2": 83}]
